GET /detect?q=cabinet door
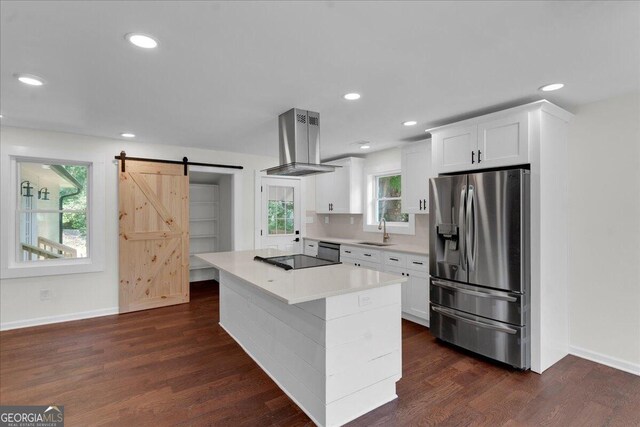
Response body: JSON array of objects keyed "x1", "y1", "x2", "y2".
[
  {"x1": 401, "y1": 140, "x2": 432, "y2": 214},
  {"x1": 477, "y1": 112, "x2": 529, "y2": 169},
  {"x1": 384, "y1": 266, "x2": 408, "y2": 311},
  {"x1": 315, "y1": 171, "x2": 334, "y2": 214},
  {"x1": 359, "y1": 260, "x2": 381, "y2": 271},
  {"x1": 406, "y1": 269, "x2": 429, "y2": 322},
  {"x1": 341, "y1": 256, "x2": 358, "y2": 266},
  {"x1": 328, "y1": 160, "x2": 351, "y2": 213},
  {"x1": 434, "y1": 125, "x2": 478, "y2": 174}
]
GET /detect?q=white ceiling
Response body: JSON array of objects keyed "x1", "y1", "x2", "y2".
[{"x1": 1, "y1": 1, "x2": 639, "y2": 160}]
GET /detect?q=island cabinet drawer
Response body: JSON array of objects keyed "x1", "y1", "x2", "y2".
[
  {"x1": 383, "y1": 252, "x2": 407, "y2": 268},
  {"x1": 406, "y1": 254, "x2": 429, "y2": 272}
]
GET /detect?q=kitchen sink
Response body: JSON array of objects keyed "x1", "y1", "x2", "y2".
[{"x1": 357, "y1": 241, "x2": 395, "y2": 247}]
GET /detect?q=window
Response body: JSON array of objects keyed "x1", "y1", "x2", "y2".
[
  {"x1": 267, "y1": 186, "x2": 294, "y2": 235},
  {"x1": 18, "y1": 162, "x2": 89, "y2": 261},
  {"x1": 375, "y1": 174, "x2": 408, "y2": 223},
  {"x1": 1, "y1": 146, "x2": 105, "y2": 279},
  {"x1": 363, "y1": 169, "x2": 414, "y2": 235}
]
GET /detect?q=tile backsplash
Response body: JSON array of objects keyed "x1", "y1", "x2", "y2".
[{"x1": 305, "y1": 211, "x2": 429, "y2": 246}]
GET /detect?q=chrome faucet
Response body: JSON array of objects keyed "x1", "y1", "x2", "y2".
[{"x1": 378, "y1": 218, "x2": 390, "y2": 243}]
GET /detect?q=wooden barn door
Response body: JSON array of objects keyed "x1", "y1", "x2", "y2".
[{"x1": 118, "y1": 160, "x2": 189, "y2": 313}]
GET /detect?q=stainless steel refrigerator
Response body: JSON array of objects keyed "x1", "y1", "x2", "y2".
[{"x1": 429, "y1": 168, "x2": 530, "y2": 369}]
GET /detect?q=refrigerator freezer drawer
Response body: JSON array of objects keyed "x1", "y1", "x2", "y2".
[
  {"x1": 430, "y1": 278, "x2": 526, "y2": 326},
  {"x1": 430, "y1": 304, "x2": 530, "y2": 369}
]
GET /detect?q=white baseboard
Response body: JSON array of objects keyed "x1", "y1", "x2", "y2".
[
  {"x1": 569, "y1": 345, "x2": 640, "y2": 376},
  {"x1": 402, "y1": 312, "x2": 429, "y2": 328},
  {"x1": 0, "y1": 307, "x2": 119, "y2": 331}
]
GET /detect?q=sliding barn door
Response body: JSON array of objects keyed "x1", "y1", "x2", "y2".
[{"x1": 118, "y1": 160, "x2": 189, "y2": 313}]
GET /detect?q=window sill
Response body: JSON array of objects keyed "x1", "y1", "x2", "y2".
[{"x1": 1, "y1": 257, "x2": 105, "y2": 279}]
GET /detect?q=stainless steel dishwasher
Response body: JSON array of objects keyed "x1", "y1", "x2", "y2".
[{"x1": 317, "y1": 241, "x2": 340, "y2": 262}]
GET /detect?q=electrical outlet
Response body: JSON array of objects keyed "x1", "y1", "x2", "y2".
[
  {"x1": 40, "y1": 289, "x2": 52, "y2": 301},
  {"x1": 324, "y1": 216, "x2": 329, "y2": 224},
  {"x1": 350, "y1": 217, "x2": 354, "y2": 225}
]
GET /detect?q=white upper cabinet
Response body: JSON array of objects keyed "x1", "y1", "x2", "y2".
[
  {"x1": 434, "y1": 125, "x2": 478, "y2": 174},
  {"x1": 315, "y1": 157, "x2": 364, "y2": 214},
  {"x1": 477, "y1": 111, "x2": 529, "y2": 169},
  {"x1": 401, "y1": 139, "x2": 433, "y2": 214},
  {"x1": 431, "y1": 108, "x2": 531, "y2": 174}
]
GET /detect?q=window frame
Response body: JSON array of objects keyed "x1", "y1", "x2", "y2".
[
  {"x1": 363, "y1": 169, "x2": 415, "y2": 235},
  {"x1": 1, "y1": 145, "x2": 105, "y2": 279}
]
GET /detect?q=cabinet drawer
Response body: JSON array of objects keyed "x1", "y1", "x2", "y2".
[
  {"x1": 358, "y1": 248, "x2": 381, "y2": 263},
  {"x1": 383, "y1": 252, "x2": 406, "y2": 268},
  {"x1": 406, "y1": 254, "x2": 429, "y2": 272},
  {"x1": 340, "y1": 245, "x2": 358, "y2": 258},
  {"x1": 304, "y1": 240, "x2": 318, "y2": 257}
]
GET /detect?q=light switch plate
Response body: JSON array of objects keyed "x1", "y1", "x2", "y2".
[
  {"x1": 305, "y1": 216, "x2": 314, "y2": 224},
  {"x1": 324, "y1": 216, "x2": 329, "y2": 224}
]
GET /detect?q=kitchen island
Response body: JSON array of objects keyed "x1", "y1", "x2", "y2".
[{"x1": 196, "y1": 249, "x2": 407, "y2": 427}]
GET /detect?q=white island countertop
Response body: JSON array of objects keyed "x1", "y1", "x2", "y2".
[{"x1": 196, "y1": 248, "x2": 407, "y2": 305}]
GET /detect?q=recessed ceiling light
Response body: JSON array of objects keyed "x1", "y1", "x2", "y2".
[
  {"x1": 121, "y1": 133, "x2": 136, "y2": 138},
  {"x1": 126, "y1": 33, "x2": 158, "y2": 49},
  {"x1": 403, "y1": 120, "x2": 417, "y2": 126},
  {"x1": 539, "y1": 83, "x2": 564, "y2": 92},
  {"x1": 344, "y1": 93, "x2": 361, "y2": 101},
  {"x1": 0, "y1": 115, "x2": 3, "y2": 118},
  {"x1": 16, "y1": 74, "x2": 45, "y2": 86},
  {"x1": 360, "y1": 144, "x2": 371, "y2": 150}
]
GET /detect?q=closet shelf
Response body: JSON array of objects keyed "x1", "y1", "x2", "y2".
[{"x1": 190, "y1": 234, "x2": 218, "y2": 239}]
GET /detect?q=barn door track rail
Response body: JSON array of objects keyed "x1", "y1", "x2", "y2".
[{"x1": 116, "y1": 151, "x2": 244, "y2": 175}]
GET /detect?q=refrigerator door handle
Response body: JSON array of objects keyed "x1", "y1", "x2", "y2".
[
  {"x1": 459, "y1": 185, "x2": 466, "y2": 269},
  {"x1": 432, "y1": 305, "x2": 518, "y2": 334},
  {"x1": 466, "y1": 185, "x2": 476, "y2": 268},
  {"x1": 431, "y1": 279, "x2": 518, "y2": 302}
]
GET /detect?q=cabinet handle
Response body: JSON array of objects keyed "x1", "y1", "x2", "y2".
[
  {"x1": 364, "y1": 253, "x2": 372, "y2": 257},
  {"x1": 471, "y1": 151, "x2": 475, "y2": 164},
  {"x1": 419, "y1": 199, "x2": 423, "y2": 210},
  {"x1": 478, "y1": 150, "x2": 482, "y2": 163},
  {"x1": 423, "y1": 199, "x2": 427, "y2": 210},
  {"x1": 389, "y1": 257, "x2": 399, "y2": 261},
  {"x1": 345, "y1": 250, "x2": 351, "y2": 254},
  {"x1": 412, "y1": 261, "x2": 423, "y2": 265},
  {"x1": 407, "y1": 273, "x2": 410, "y2": 277},
  {"x1": 402, "y1": 273, "x2": 405, "y2": 276}
]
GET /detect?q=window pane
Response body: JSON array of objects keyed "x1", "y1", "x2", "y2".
[
  {"x1": 267, "y1": 186, "x2": 295, "y2": 235},
  {"x1": 377, "y1": 200, "x2": 408, "y2": 223},
  {"x1": 18, "y1": 162, "x2": 89, "y2": 262},
  {"x1": 377, "y1": 175, "x2": 401, "y2": 198},
  {"x1": 19, "y1": 213, "x2": 88, "y2": 260}
]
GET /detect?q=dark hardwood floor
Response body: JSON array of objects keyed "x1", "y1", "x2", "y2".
[{"x1": 1, "y1": 281, "x2": 638, "y2": 426}]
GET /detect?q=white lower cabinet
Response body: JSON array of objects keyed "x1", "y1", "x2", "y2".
[
  {"x1": 304, "y1": 239, "x2": 318, "y2": 257},
  {"x1": 340, "y1": 244, "x2": 430, "y2": 327}
]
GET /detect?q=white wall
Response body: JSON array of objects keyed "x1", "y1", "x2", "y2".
[
  {"x1": 567, "y1": 92, "x2": 640, "y2": 374},
  {"x1": 0, "y1": 126, "x2": 277, "y2": 329}
]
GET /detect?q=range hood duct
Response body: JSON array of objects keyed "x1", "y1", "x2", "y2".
[{"x1": 264, "y1": 108, "x2": 337, "y2": 176}]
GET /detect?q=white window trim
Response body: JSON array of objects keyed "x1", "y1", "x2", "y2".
[
  {"x1": 363, "y1": 168, "x2": 415, "y2": 235},
  {"x1": 1, "y1": 145, "x2": 105, "y2": 279}
]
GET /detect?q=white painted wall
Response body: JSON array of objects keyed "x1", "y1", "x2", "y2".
[
  {"x1": 567, "y1": 92, "x2": 640, "y2": 374},
  {"x1": 0, "y1": 126, "x2": 277, "y2": 329}
]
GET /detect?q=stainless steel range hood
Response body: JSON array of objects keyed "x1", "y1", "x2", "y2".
[{"x1": 264, "y1": 108, "x2": 337, "y2": 176}]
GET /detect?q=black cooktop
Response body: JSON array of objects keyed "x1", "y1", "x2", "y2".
[{"x1": 254, "y1": 254, "x2": 340, "y2": 271}]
